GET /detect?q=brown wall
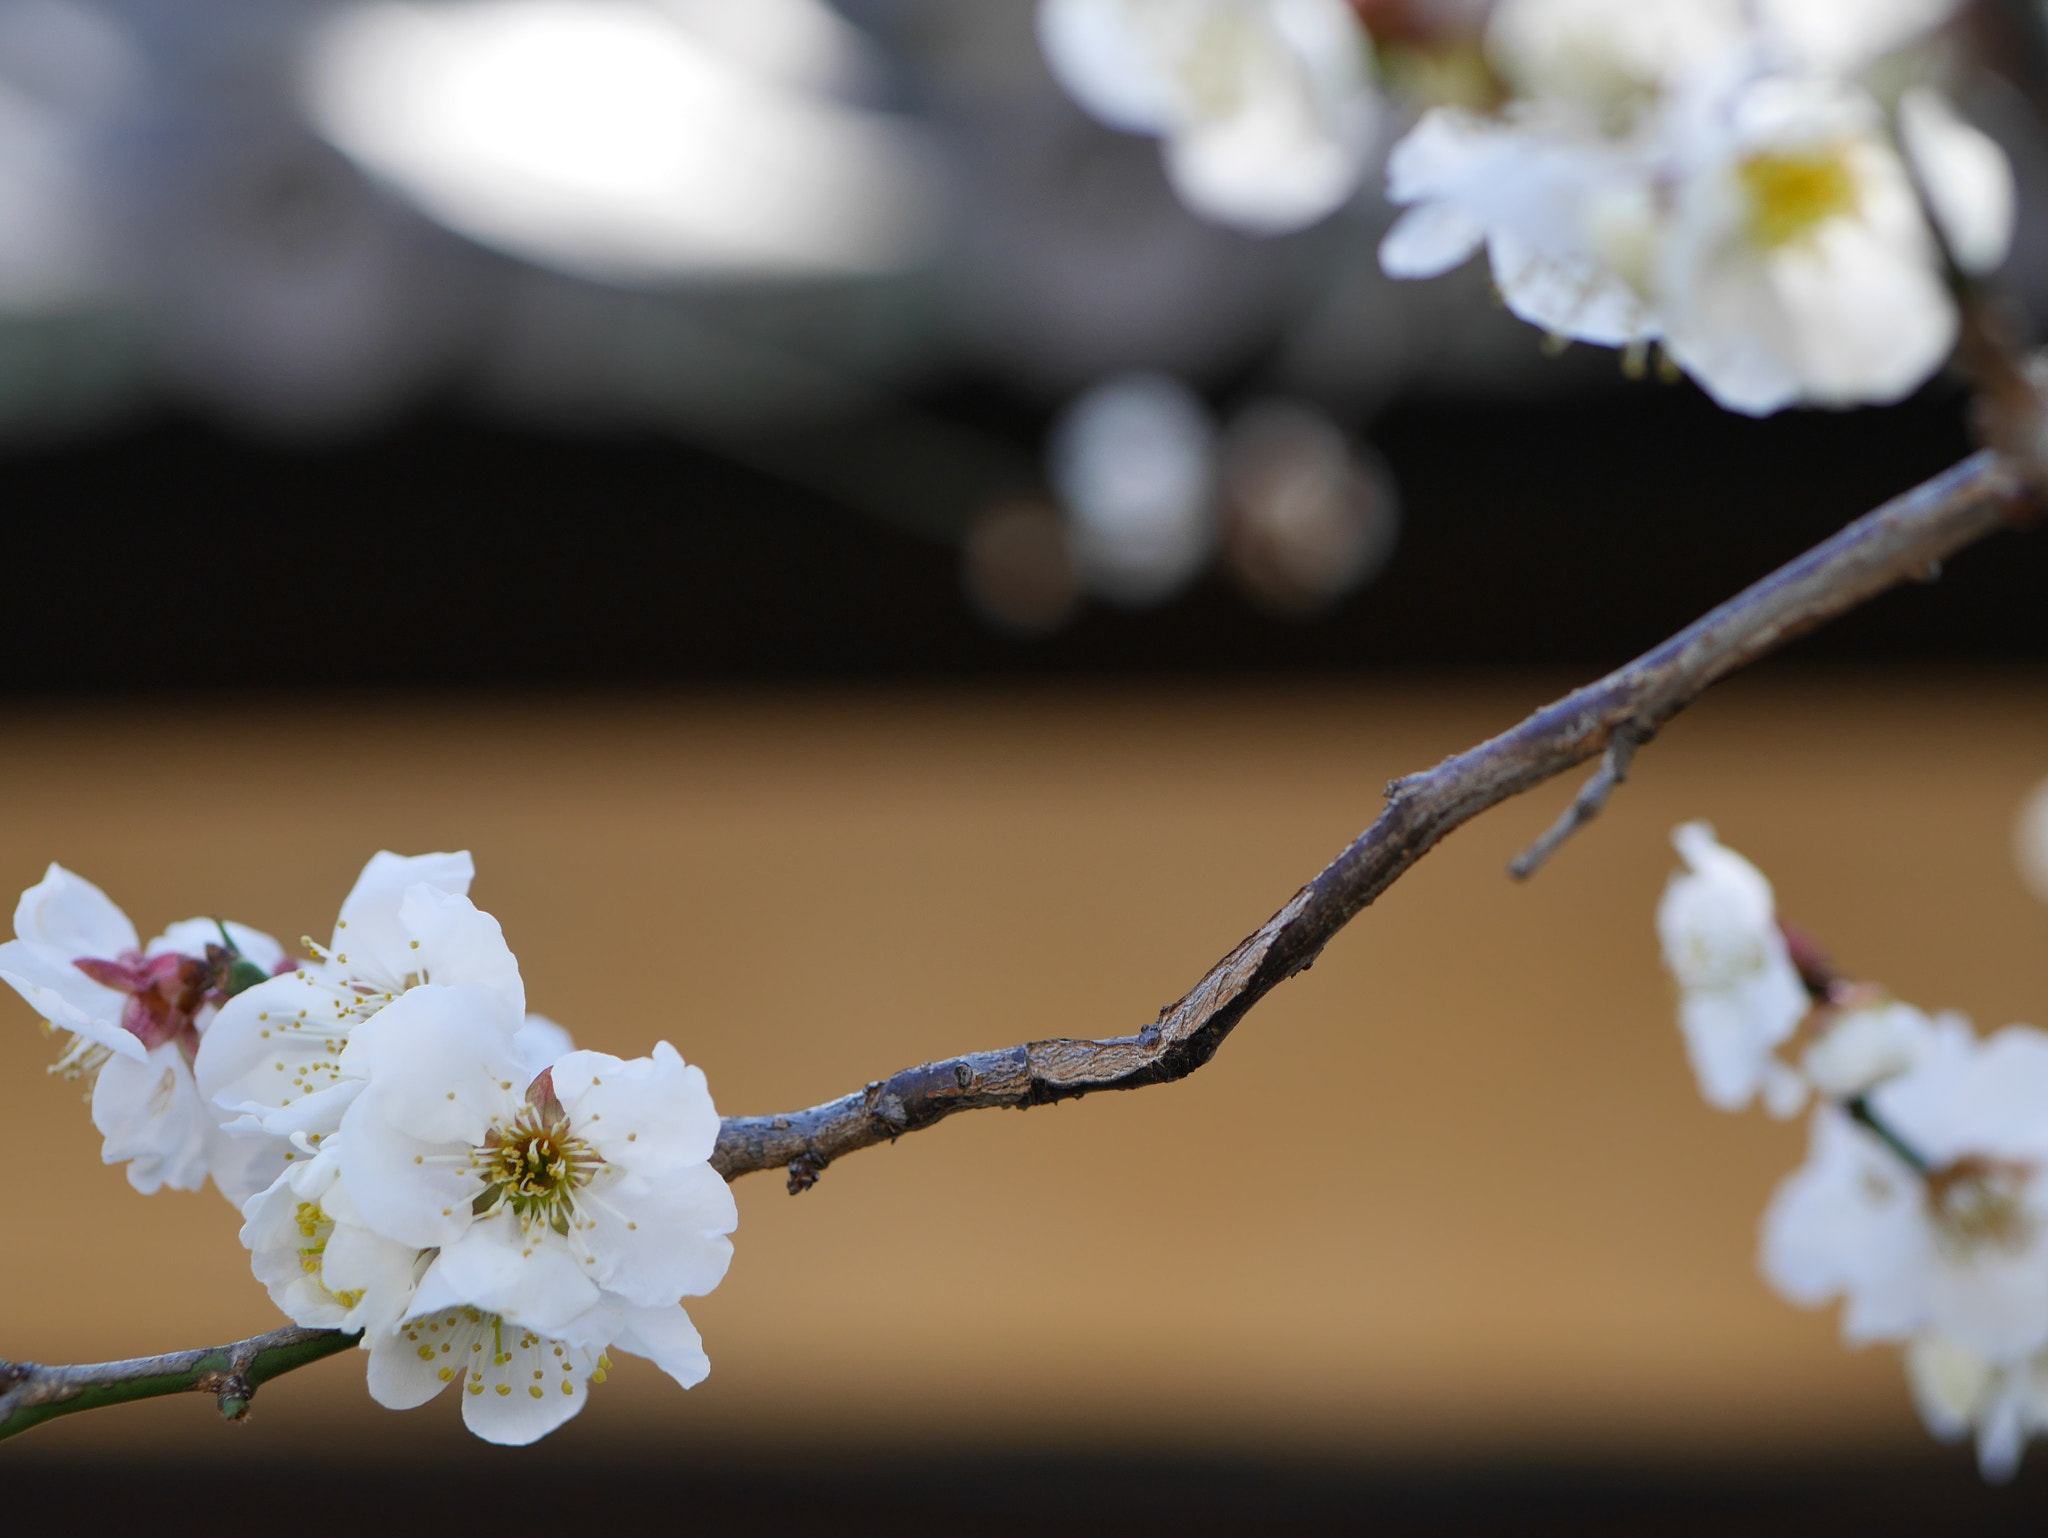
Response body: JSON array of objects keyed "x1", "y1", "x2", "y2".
[{"x1": 3, "y1": 675, "x2": 2045, "y2": 1465}]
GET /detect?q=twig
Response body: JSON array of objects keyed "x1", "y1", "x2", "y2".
[
  {"x1": 0, "y1": 1326, "x2": 359, "y2": 1443},
  {"x1": 709, "y1": 447, "x2": 2033, "y2": 1192},
  {"x1": 1507, "y1": 727, "x2": 1641, "y2": 879}
]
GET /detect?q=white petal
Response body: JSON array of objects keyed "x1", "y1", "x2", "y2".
[
  {"x1": 364, "y1": 1327, "x2": 456, "y2": 1411},
  {"x1": 1036, "y1": 0, "x2": 1178, "y2": 136},
  {"x1": 0, "y1": 938, "x2": 145, "y2": 1059},
  {"x1": 415, "y1": 1221, "x2": 600, "y2": 1337},
  {"x1": 582, "y1": 1164, "x2": 737, "y2": 1306},
  {"x1": 92, "y1": 1044, "x2": 211, "y2": 1194},
  {"x1": 514, "y1": 1014, "x2": 574, "y2": 1076},
  {"x1": 1378, "y1": 202, "x2": 1484, "y2": 280},
  {"x1": 1164, "y1": 95, "x2": 1371, "y2": 235},
  {"x1": 203, "y1": 1118, "x2": 292, "y2": 1209},
  {"x1": 1898, "y1": 88, "x2": 2015, "y2": 278},
  {"x1": 196, "y1": 972, "x2": 361, "y2": 1137},
  {"x1": 399, "y1": 886, "x2": 524, "y2": 1017},
  {"x1": 340, "y1": 984, "x2": 524, "y2": 1145},
  {"x1": 335, "y1": 1097, "x2": 477, "y2": 1251},
  {"x1": 455, "y1": 1319, "x2": 596, "y2": 1444},
  {"x1": 333, "y1": 850, "x2": 475, "y2": 981},
  {"x1": 13, "y1": 863, "x2": 138, "y2": 958},
  {"x1": 552, "y1": 1042, "x2": 721, "y2": 1176},
  {"x1": 603, "y1": 1299, "x2": 710, "y2": 1390},
  {"x1": 1906, "y1": 1335, "x2": 1990, "y2": 1443},
  {"x1": 323, "y1": 1221, "x2": 429, "y2": 1336}
]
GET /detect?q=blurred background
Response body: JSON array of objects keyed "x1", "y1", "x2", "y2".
[{"x1": 2, "y1": 0, "x2": 2048, "y2": 1531}]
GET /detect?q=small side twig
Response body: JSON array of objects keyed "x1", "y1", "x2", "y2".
[
  {"x1": 1507, "y1": 726, "x2": 1643, "y2": 880},
  {"x1": 0, "y1": 1326, "x2": 358, "y2": 1443}
]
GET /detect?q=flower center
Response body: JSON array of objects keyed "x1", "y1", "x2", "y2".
[
  {"x1": 473, "y1": 1108, "x2": 602, "y2": 1236},
  {"x1": 1740, "y1": 148, "x2": 1857, "y2": 251},
  {"x1": 1925, "y1": 1156, "x2": 2035, "y2": 1261}
]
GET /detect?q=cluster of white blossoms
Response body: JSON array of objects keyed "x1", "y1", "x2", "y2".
[
  {"x1": 1037, "y1": 0, "x2": 1382, "y2": 234},
  {"x1": 2, "y1": 852, "x2": 736, "y2": 1445},
  {"x1": 1380, "y1": 0, "x2": 2016, "y2": 413},
  {"x1": 1658, "y1": 822, "x2": 2048, "y2": 1479}
]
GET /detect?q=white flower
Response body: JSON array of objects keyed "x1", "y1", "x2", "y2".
[
  {"x1": 1905, "y1": 1333, "x2": 2048, "y2": 1482},
  {"x1": 1379, "y1": 104, "x2": 1659, "y2": 346},
  {"x1": 1655, "y1": 74, "x2": 1956, "y2": 415},
  {"x1": 195, "y1": 850, "x2": 519, "y2": 1145},
  {"x1": 1656, "y1": 821, "x2": 1811, "y2": 1114},
  {"x1": 1037, "y1": 0, "x2": 1379, "y2": 233},
  {"x1": 297, "y1": 997, "x2": 738, "y2": 1443},
  {"x1": 1801, "y1": 999, "x2": 1956, "y2": 1100},
  {"x1": 1762, "y1": 1026, "x2": 2048, "y2": 1363},
  {"x1": 0, "y1": 863, "x2": 289, "y2": 1199},
  {"x1": 240, "y1": 1137, "x2": 428, "y2": 1338}
]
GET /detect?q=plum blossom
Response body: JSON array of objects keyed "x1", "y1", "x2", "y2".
[
  {"x1": 292, "y1": 995, "x2": 737, "y2": 1443},
  {"x1": 1800, "y1": 998, "x2": 1957, "y2": 1101},
  {"x1": 1905, "y1": 1333, "x2": 2048, "y2": 1482},
  {"x1": 0, "y1": 864, "x2": 289, "y2": 1199},
  {"x1": 1378, "y1": 0, "x2": 2008, "y2": 414},
  {"x1": 195, "y1": 849, "x2": 519, "y2": 1145},
  {"x1": 1037, "y1": 0, "x2": 1380, "y2": 234},
  {"x1": 1762, "y1": 1026, "x2": 2048, "y2": 1366},
  {"x1": 1656, "y1": 821, "x2": 1811, "y2": 1115},
  {"x1": 1653, "y1": 74, "x2": 1958, "y2": 414}
]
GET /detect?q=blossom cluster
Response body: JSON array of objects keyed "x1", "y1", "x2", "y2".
[
  {"x1": 1381, "y1": 0, "x2": 2015, "y2": 413},
  {"x1": 1659, "y1": 822, "x2": 2048, "y2": 1479},
  {"x1": 1, "y1": 853, "x2": 736, "y2": 1445}
]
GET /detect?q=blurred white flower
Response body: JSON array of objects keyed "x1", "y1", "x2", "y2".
[
  {"x1": 1801, "y1": 999, "x2": 1957, "y2": 1101},
  {"x1": 1219, "y1": 397, "x2": 1398, "y2": 612},
  {"x1": 1656, "y1": 821, "x2": 1812, "y2": 1115},
  {"x1": 1762, "y1": 1026, "x2": 2048, "y2": 1364},
  {"x1": 1037, "y1": 0, "x2": 1379, "y2": 234},
  {"x1": 1656, "y1": 75, "x2": 1957, "y2": 415},
  {"x1": 303, "y1": 0, "x2": 942, "y2": 283},
  {"x1": 1379, "y1": 0, "x2": 1998, "y2": 414},
  {"x1": 1378, "y1": 104, "x2": 1659, "y2": 346},
  {"x1": 0, "y1": 863, "x2": 288, "y2": 1199},
  {"x1": 1897, "y1": 87, "x2": 2016, "y2": 277},
  {"x1": 1049, "y1": 372, "x2": 1218, "y2": 605},
  {"x1": 1906, "y1": 1333, "x2": 2048, "y2": 1481},
  {"x1": 196, "y1": 849, "x2": 511, "y2": 1144}
]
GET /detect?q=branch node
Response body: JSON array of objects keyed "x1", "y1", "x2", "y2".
[
  {"x1": 786, "y1": 1154, "x2": 825, "y2": 1195},
  {"x1": 1508, "y1": 727, "x2": 1644, "y2": 881}
]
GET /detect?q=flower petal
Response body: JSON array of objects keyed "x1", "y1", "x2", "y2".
[
  {"x1": 414, "y1": 1221, "x2": 600, "y2": 1336},
  {"x1": 334, "y1": 850, "x2": 475, "y2": 983},
  {"x1": 583, "y1": 1164, "x2": 736, "y2": 1307},
  {"x1": 603, "y1": 1299, "x2": 710, "y2": 1390},
  {"x1": 92, "y1": 1043, "x2": 211, "y2": 1194},
  {"x1": 552, "y1": 1042, "x2": 721, "y2": 1177},
  {"x1": 14, "y1": 863, "x2": 138, "y2": 958},
  {"x1": 0, "y1": 937, "x2": 145, "y2": 1059},
  {"x1": 399, "y1": 885, "x2": 524, "y2": 1018}
]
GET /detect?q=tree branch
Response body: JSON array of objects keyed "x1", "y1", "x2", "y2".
[
  {"x1": 5, "y1": 446, "x2": 2034, "y2": 1442},
  {"x1": 0, "y1": 1326, "x2": 359, "y2": 1442},
  {"x1": 710, "y1": 447, "x2": 2035, "y2": 1193}
]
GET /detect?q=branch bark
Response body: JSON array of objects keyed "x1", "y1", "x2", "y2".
[
  {"x1": 710, "y1": 447, "x2": 2035, "y2": 1192},
  {"x1": 0, "y1": 1326, "x2": 359, "y2": 1442}
]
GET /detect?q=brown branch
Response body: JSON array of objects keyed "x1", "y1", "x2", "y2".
[
  {"x1": 709, "y1": 447, "x2": 2035, "y2": 1193},
  {"x1": 0, "y1": 1326, "x2": 359, "y2": 1442}
]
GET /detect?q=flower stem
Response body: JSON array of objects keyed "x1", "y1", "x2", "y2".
[{"x1": 1846, "y1": 1095, "x2": 1931, "y2": 1176}]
